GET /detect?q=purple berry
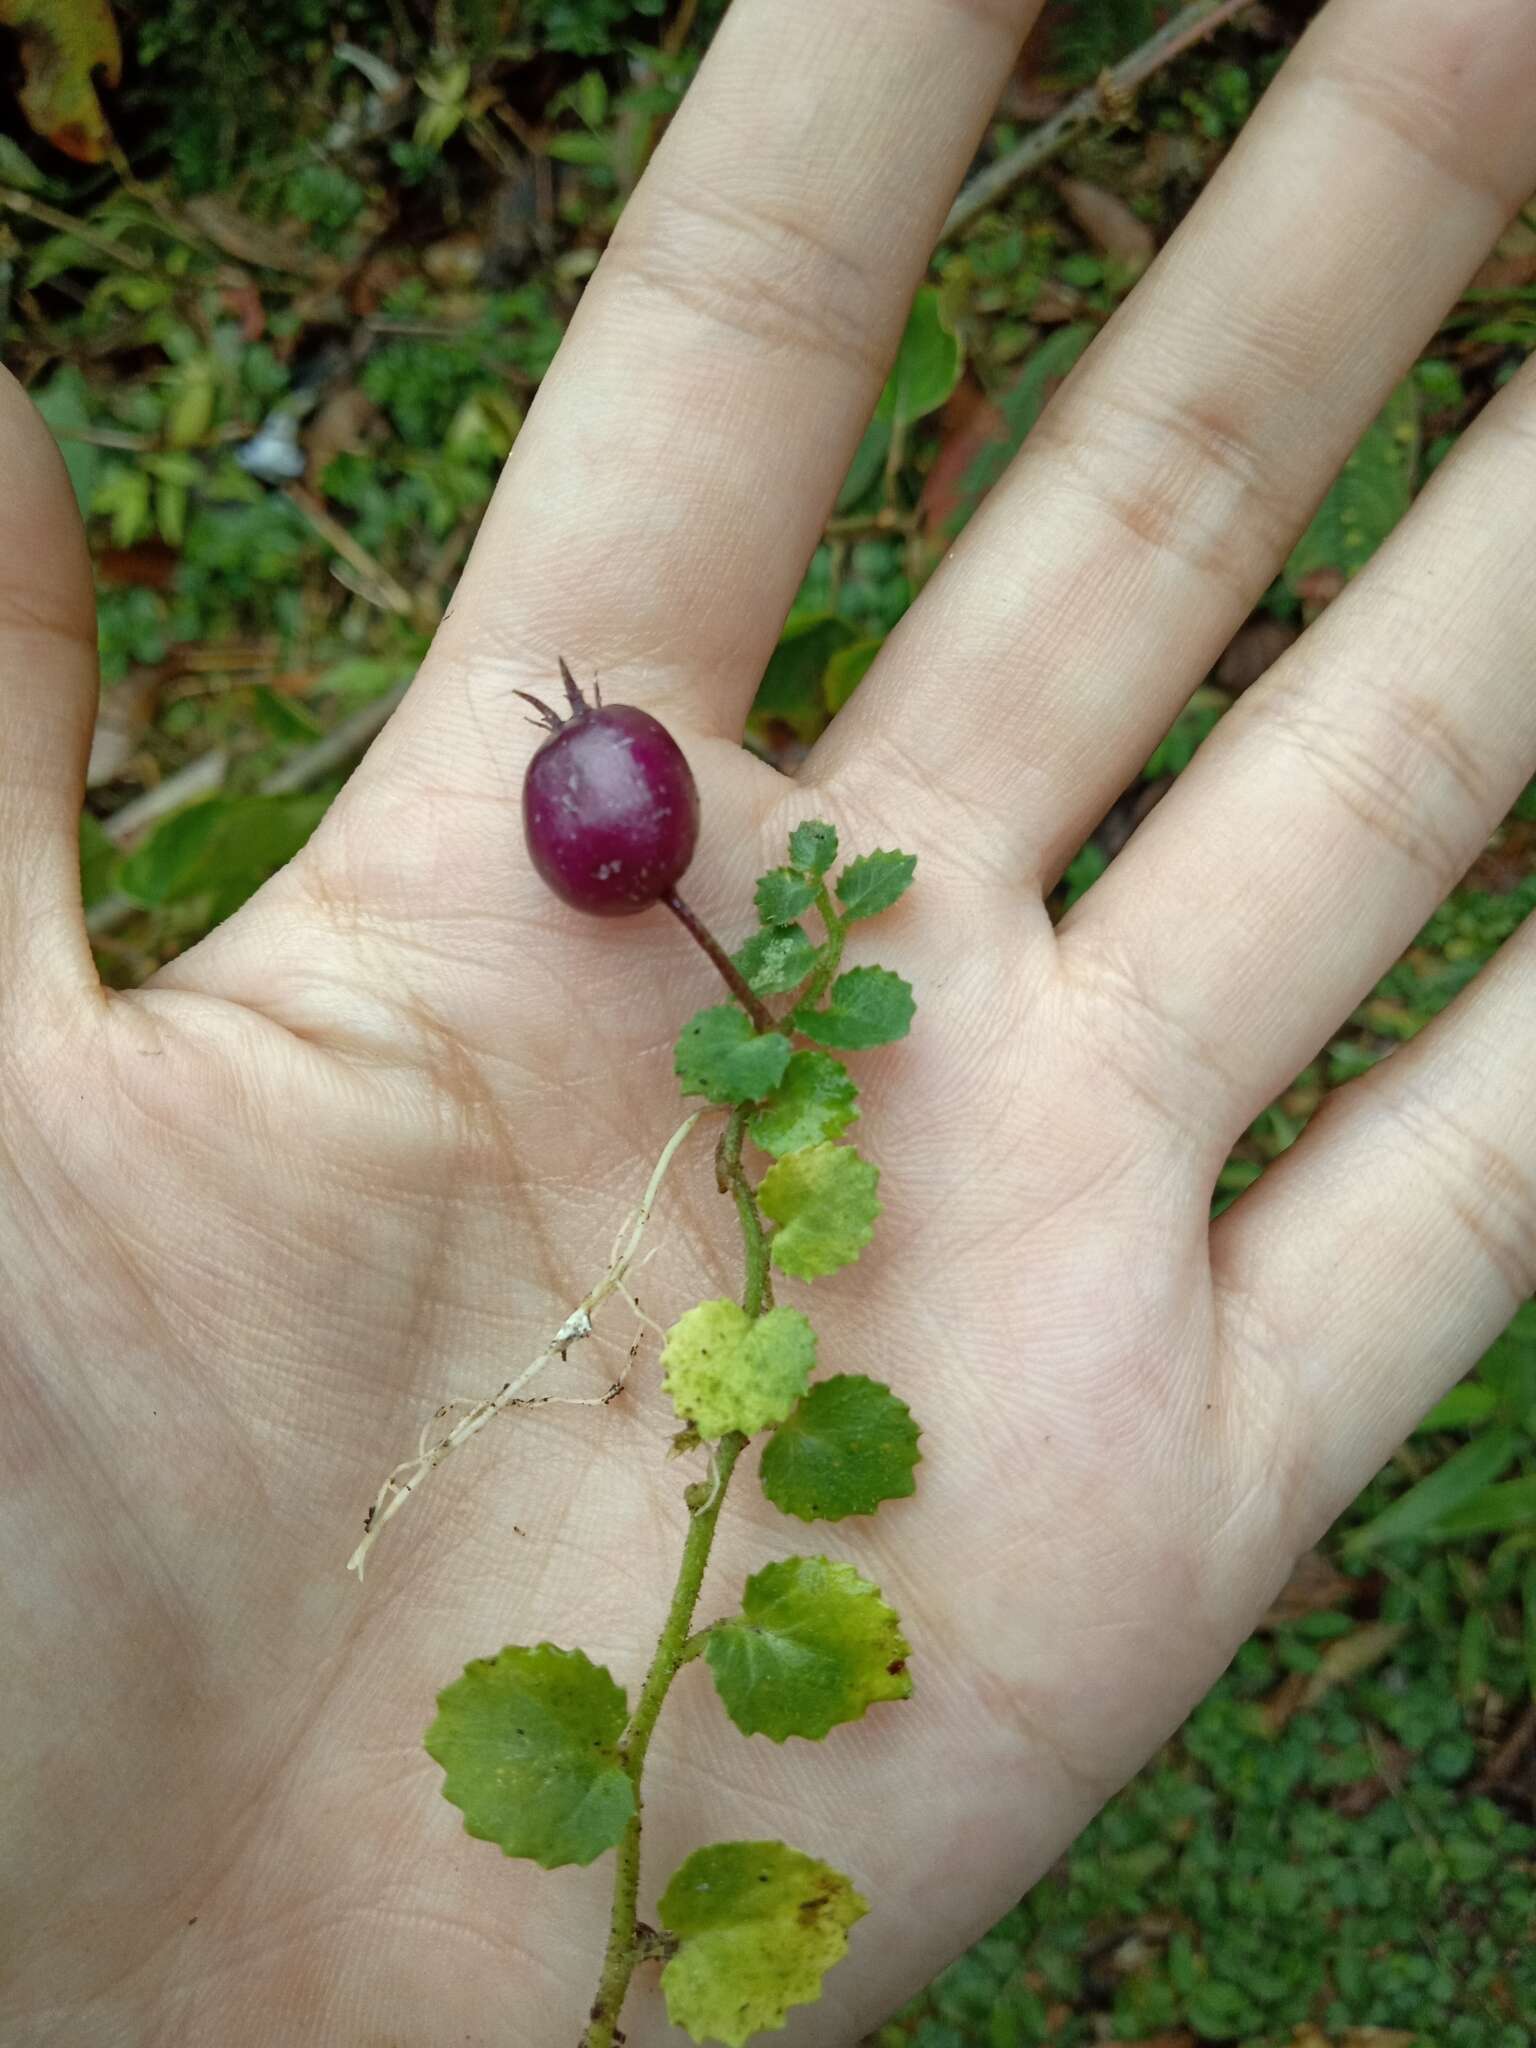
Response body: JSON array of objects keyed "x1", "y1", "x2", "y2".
[{"x1": 520, "y1": 663, "x2": 700, "y2": 917}]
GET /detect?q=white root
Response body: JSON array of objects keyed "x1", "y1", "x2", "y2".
[{"x1": 347, "y1": 1111, "x2": 703, "y2": 1579}]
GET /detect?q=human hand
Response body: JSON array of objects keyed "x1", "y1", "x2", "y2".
[{"x1": 5, "y1": 0, "x2": 1536, "y2": 2040}]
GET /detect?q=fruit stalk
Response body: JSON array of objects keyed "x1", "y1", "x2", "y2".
[{"x1": 663, "y1": 890, "x2": 777, "y2": 1034}]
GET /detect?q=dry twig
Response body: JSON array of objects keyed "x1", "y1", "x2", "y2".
[
  {"x1": 347, "y1": 1111, "x2": 706, "y2": 1579},
  {"x1": 943, "y1": 0, "x2": 1255, "y2": 240}
]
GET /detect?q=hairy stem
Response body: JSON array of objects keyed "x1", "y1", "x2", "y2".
[
  {"x1": 796, "y1": 882, "x2": 848, "y2": 1013},
  {"x1": 664, "y1": 889, "x2": 778, "y2": 1034},
  {"x1": 582, "y1": 1106, "x2": 767, "y2": 2045}
]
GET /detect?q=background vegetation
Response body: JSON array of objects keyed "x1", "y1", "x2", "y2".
[{"x1": 1, "y1": 1, "x2": 1533, "y2": 2041}]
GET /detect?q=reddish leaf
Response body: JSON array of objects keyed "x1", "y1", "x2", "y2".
[
  {"x1": 1259, "y1": 1546, "x2": 1356, "y2": 1627},
  {"x1": 1060, "y1": 177, "x2": 1156, "y2": 270},
  {"x1": 918, "y1": 377, "x2": 1007, "y2": 540},
  {"x1": 0, "y1": 0, "x2": 120, "y2": 163}
]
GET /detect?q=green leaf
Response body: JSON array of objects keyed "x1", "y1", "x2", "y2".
[
  {"x1": 759, "y1": 1141, "x2": 880, "y2": 1280},
  {"x1": 835, "y1": 416, "x2": 890, "y2": 512},
  {"x1": 794, "y1": 965, "x2": 914, "y2": 1051},
  {"x1": 1285, "y1": 377, "x2": 1420, "y2": 595},
  {"x1": 1343, "y1": 1427, "x2": 1524, "y2": 1554},
  {"x1": 116, "y1": 793, "x2": 328, "y2": 924},
  {"x1": 658, "y1": 1840, "x2": 868, "y2": 2046},
  {"x1": 749, "y1": 614, "x2": 856, "y2": 745},
  {"x1": 704, "y1": 1554, "x2": 911, "y2": 1741},
  {"x1": 1413, "y1": 1381, "x2": 1501, "y2": 1435},
  {"x1": 823, "y1": 636, "x2": 882, "y2": 714},
  {"x1": 835, "y1": 848, "x2": 916, "y2": 923},
  {"x1": 660, "y1": 1300, "x2": 816, "y2": 1441},
  {"x1": 1419, "y1": 1477, "x2": 1536, "y2": 1540},
  {"x1": 760, "y1": 1375, "x2": 920, "y2": 1522},
  {"x1": 1477, "y1": 1305, "x2": 1536, "y2": 1429},
  {"x1": 788, "y1": 819, "x2": 839, "y2": 875},
  {"x1": 951, "y1": 324, "x2": 1095, "y2": 534},
  {"x1": 675, "y1": 1007, "x2": 792, "y2": 1107},
  {"x1": 33, "y1": 364, "x2": 102, "y2": 514},
  {"x1": 0, "y1": 131, "x2": 48, "y2": 190},
  {"x1": 1144, "y1": 687, "x2": 1229, "y2": 778},
  {"x1": 79, "y1": 811, "x2": 117, "y2": 909},
  {"x1": 748, "y1": 1051, "x2": 858, "y2": 1159},
  {"x1": 732, "y1": 923, "x2": 817, "y2": 998},
  {"x1": 876, "y1": 284, "x2": 963, "y2": 429},
  {"x1": 423, "y1": 1644, "x2": 634, "y2": 1870},
  {"x1": 754, "y1": 867, "x2": 817, "y2": 923}
]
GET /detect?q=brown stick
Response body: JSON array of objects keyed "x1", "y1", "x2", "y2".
[{"x1": 943, "y1": 0, "x2": 1256, "y2": 240}]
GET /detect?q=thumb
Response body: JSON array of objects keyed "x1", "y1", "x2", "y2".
[{"x1": 0, "y1": 369, "x2": 100, "y2": 1016}]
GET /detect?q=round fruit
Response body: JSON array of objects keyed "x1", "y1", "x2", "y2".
[{"x1": 520, "y1": 663, "x2": 700, "y2": 916}]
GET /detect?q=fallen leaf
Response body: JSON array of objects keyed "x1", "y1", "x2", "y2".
[
  {"x1": 1464, "y1": 820, "x2": 1536, "y2": 895},
  {"x1": 218, "y1": 280, "x2": 267, "y2": 343},
  {"x1": 1472, "y1": 1700, "x2": 1536, "y2": 1794},
  {"x1": 918, "y1": 376, "x2": 1007, "y2": 539},
  {"x1": 1301, "y1": 1620, "x2": 1408, "y2": 1707},
  {"x1": 1262, "y1": 1667, "x2": 1312, "y2": 1733},
  {"x1": 421, "y1": 233, "x2": 484, "y2": 288},
  {"x1": 1472, "y1": 218, "x2": 1536, "y2": 293},
  {"x1": 183, "y1": 195, "x2": 327, "y2": 277},
  {"x1": 1029, "y1": 278, "x2": 1090, "y2": 324},
  {"x1": 349, "y1": 252, "x2": 411, "y2": 316},
  {"x1": 86, "y1": 670, "x2": 156, "y2": 787},
  {"x1": 95, "y1": 542, "x2": 178, "y2": 590},
  {"x1": 305, "y1": 384, "x2": 380, "y2": 488},
  {"x1": 1131, "y1": 130, "x2": 1208, "y2": 190},
  {"x1": 1292, "y1": 565, "x2": 1347, "y2": 613},
  {"x1": 0, "y1": 0, "x2": 120, "y2": 162},
  {"x1": 1260, "y1": 1547, "x2": 1356, "y2": 1627},
  {"x1": 1060, "y1": 177, "x2": 1156, "y2": 270}
]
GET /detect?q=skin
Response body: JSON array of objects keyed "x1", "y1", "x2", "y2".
[{"x1": 4, "y1": 0, "x2": 1536, "y2": 2039}]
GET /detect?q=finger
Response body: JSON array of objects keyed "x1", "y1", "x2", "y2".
[
  {"x1": 811, "y1": 0, "x2": 1536, "y2": 881},
  {"x1": 1211, "y1": 910, "x2": 1536, "y2": 1543},
  {"x1": 0, "y1": 371, "x2": 99, "y2": 1012},
  {"x1": 376, "y1": 0, "x2": 1038, "y2": 768},
  {"x1": 1058, "y1": 351, "x2": 1536, "y2": 1142}
]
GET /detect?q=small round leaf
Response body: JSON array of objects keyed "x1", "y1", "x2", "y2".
[
  {"x1": 733, "y1": 922, "x2": 817, "y2": 997},
  {"x1": 787, "y1": 818, "x2": 838, "y2": 875},
  {"x1": 661, "y1": 1299, "x2": 816, "y2": 1440},
  {"x1": 835, "y1": 848, "x2": 916, "y2": 922},
  {"x1": 424, "y1": 1643, "x2": 633, "y2": 1869},
  {"x1": 748, "y1": 1051, "x2": 858, "y2": 1159},
  {"x1": 754, "y1": 867, "x2": 817, "y2": 923},
  {"x1": 760, "y1": 1374, "x2": 920, "y2": 1521},
  {"x1": 704, "y1": 1554, "x2": 912, "y2": 1742},
  {"x1": 793, "y1": 965, "x2": 914, "y2": 1050},
  {"x1": 675, "y1": 1005, "x2": 792, "y2": 1106},
  {"x1": 759, "y1": 1141, "x2": 880, "y2": 1279},
  {"x1": 659, "y1": 1839, "x2": 868, "y2": 2046}
]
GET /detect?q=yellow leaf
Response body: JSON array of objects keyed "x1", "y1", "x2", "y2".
[{"x1": 0, "y1": 0, "x2": 121, "y2": 163}]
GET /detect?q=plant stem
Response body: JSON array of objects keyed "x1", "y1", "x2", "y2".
[
  {"x1": 581, "y1": 1107, "x2": 767, "y2": 2046},
  {"x1": 664, "y1": 889, "x2": 778, "y2": 1034},
  {"x1": 796, "y1": 883, "x2": 848, "y2": 1013},
  {"x1": 719, "y1": 1104, "x2": 773, "y2": 1316},
  {"x1": 942, "y1": 0, "x2": 1255, "y2": 239}
]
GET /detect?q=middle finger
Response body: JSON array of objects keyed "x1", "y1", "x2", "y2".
[{"x1": 813, "y1": 0, "x2": 1536, "y2": 882}]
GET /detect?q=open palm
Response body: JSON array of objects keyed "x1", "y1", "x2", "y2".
[{"x1": 7, "y1": 2, "x2": 1536, "y2": 2041}]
